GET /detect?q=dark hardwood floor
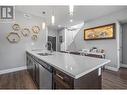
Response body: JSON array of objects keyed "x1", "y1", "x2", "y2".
[
  {"x1": 0, "y1": 70, "x2": 37, "y2": 89},
  {"x1": 0, "y1": 68, "x2": 127, "y2": 89},
  {"x1": 102, "y1": 68, "x2": 127, "y2": 89}
]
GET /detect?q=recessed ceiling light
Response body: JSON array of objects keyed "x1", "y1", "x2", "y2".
[{"x1": 70, "y1": 19, "x2": 73, "y2": 22}]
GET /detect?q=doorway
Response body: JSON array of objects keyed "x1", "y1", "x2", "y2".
[
  {"x1": 122, "y1": 23, "x2": 127, "y2": 66},
  {"x1": 48, "y1": 36, "x2": 56, "y2": 51}
]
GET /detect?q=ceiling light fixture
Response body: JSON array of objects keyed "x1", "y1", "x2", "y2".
[
  {"x1": 69, "y1": 5, "x2": 74, "y2": 16},
  {"x1": 42, "y1": 11, "x2": 46, "y2": 30}
]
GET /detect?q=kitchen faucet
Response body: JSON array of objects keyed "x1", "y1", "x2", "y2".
[{"x1": 45, "y1": 41, "x2": 53, "y2": 53}]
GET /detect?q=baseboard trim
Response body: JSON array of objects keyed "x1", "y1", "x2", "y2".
[
  {"x1": 105, "y1": 66, "x2": 119, "y2": 71},
  {"x1": 0, "y1": 66, "x2": 27, "y2": 75},
  {"x1": 120, "y1": 64, "x2": 127, "y2": 68}
]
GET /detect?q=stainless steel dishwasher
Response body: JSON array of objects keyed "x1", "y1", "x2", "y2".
[{"x1": 38, "y1": 61, "x2": 52, "y2": 89}]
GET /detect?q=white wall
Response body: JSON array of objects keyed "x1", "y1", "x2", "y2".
[
  {"x1": 0, "y1": 10, "x2": 47, "y2": 71},
  {"x1": 59, "y1": 23, "x2": 84, "y2": 52},
  {"x1": 66, "y1": 23, "x2": 84, "y2": 52},
  {"x1": 48, "y1": 27, "x2": 58, "y2": 37},
  {"x1": 68, "y1": 9, "x2": 127, "y2": 70},
  {"x1": 73, "y1": 22, "x2": 120, "y2": 69}
]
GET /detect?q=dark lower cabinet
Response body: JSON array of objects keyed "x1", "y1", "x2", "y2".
[
  {"x1": 27, "y1": 52, "x2": 102, "y2": 89},
  {"x1": 33, "y1": 60, "x2": 40, "y2": 88},
  {"x1": 26, "y1": 52, "x2": 39, "y2": 88},
  {"x1": 26, "y1": 54, "x2": 35, "y2": 80},
  {"x1": 53, "y1": 69, "x2": 74, "y2": 89},
  {"x1": 53, "y1": 68, "x2": 102, "y2": 89},
  {"x1": 26, "y1": 52, "x2": 53, "y2": 89}
]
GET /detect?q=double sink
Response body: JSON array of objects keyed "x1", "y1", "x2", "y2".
[
  {"x1": 37, "y1": 52, "x2": 53, "y2": 56},
  {"x1": 31, "y1": 49, "x2": 54, "y2": 56}
]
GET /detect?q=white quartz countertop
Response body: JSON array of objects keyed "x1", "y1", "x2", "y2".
[{"x1": 26, "y1": 50, "x2": 110, "y2": 79}]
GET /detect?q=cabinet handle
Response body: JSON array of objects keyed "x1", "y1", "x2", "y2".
[{"x1": 56, "y1": 74, "x2": 64, "y2": 80}]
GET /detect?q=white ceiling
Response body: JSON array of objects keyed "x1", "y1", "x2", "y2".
[{"x1": 16, "y1": 6, "x2": 127, "y2": 28}]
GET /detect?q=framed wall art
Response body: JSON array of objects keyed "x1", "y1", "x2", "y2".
[
  {"x1": 31, "y1": 35, "x2": 38, "y2": 41},
  {"x1": 12, "y1": 24, "x2": 20, "y2": 31},
  {"x1": 7, "y1": 32, "x2": 20, "y2": 43},
  {"x1": 32, "y1": 26, "x2": 40, "y2": 34},
  {"x1": 21, "y1": 28, "x2": 30, "y2": 37},
  {"x1": 84, "y1": 23, "x2": 115, "y2": 40}
]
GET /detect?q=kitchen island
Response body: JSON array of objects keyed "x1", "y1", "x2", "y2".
[{"x1": 26, "y1": 50, "x2": 110, "y2": 89}]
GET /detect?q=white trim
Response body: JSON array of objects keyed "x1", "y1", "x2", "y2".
[
  {"x1": 105, "y1": 65, "x2": 119, "y2": 71},
  {"x1": 0, "y1": 66, "x2": 27, "y2": 75},
  {"x1": 116, "y1": 22, "x2": 121, "y2": 69},
  {"x1": 120, "y1": 64, "x2": 127, "y2": 68}
]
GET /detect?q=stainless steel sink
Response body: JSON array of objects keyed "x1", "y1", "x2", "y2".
[{"x1": 37, "y1": 53, "x2": 53, "y2": 56}]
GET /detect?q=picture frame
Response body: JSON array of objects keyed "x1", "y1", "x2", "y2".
[{"x1": 84, "y1": 23, "x2": 116, "y2": 40}]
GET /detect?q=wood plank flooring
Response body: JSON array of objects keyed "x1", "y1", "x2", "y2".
[
  {"x1": 0, "y1": 70, "x2": 37, "y2": 89},
  {"x1": 102, "y1": 68, "x2": 127, "y2": 89},
  {"x1": 0, "y1": 68, "x2": 127, "y2": 89}
]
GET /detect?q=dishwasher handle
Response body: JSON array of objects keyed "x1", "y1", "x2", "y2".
[{"x1": 56, "y1": 74, "x2": 64, "y2": 80}]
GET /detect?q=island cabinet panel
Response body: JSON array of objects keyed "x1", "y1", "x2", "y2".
[
  {"x1": 26, "y1": 52, "x2": 40, "y2": 88},
  {"x1": 26, "y1": 51, "x2": 104, "y2": 89},
  {"x1": 26, "y1": 53, "x2": 35, "y2": 80},
  {"x1": 74, "y1": 69, "x2": 102, "y2": 89},
  {"x1": 33, "y1": 59, "x2": 40, "y2": 88},
  {"x1": 53, "y1": 68, "x2": 102, "y2": 89},
  {"x1": 53, "y1": 68, "x2": 74, "y2": 89}
]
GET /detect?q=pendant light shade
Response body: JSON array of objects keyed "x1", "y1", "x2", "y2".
[
  {"x1": 42, "y1": 22, "x2": 46, "y2": 30},
  {"x1": 51, "y1": 15, "x2": 55, "y2": 25},
  {"x1": 69, "y1": 5, "x2": 74, "y2": 16}
]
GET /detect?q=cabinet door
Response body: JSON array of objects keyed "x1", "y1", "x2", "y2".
[
  {"x1": 26, "y1": 54, "x2": 35, "y2": 81},
  {"x1": 26, "y1": 54, "x2": 33, "y2": 77},
  {"x1": 53, "y1": 69, "x2": 73, "y2": 89},
  {"x1": 26, "y1": 54, "x2": 30, "y2": 72},
  {"x1": 34, "y1": 62, "x2": 39, "y2": 88},
  {"x1": 26, "y1": 54, "x2": 39, "y2": 88},
  {"x1": 31, "y1": 59, "x2": 36, "y2": 82}
]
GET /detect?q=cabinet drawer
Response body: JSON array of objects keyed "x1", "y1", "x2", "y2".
[{"x1": 53, "y1": 69, "x2": 74, "y2": 89}]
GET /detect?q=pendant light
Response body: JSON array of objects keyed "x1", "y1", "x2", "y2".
[
  {"x1": 51, "y1": 15, "x2": 55, "y2": 25},
  {"x1": 51, "y1": 8, "x2": 55, "y2": 25},
  {"x1": 42, "y1": 22, "x2": 46, "y2": 30},
  {"x1": 42, "y1": 11, "x2": 46, "y2": 30},
  {"x1": 69, "y1": 5, "x2": 74, "y2": 16}
]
